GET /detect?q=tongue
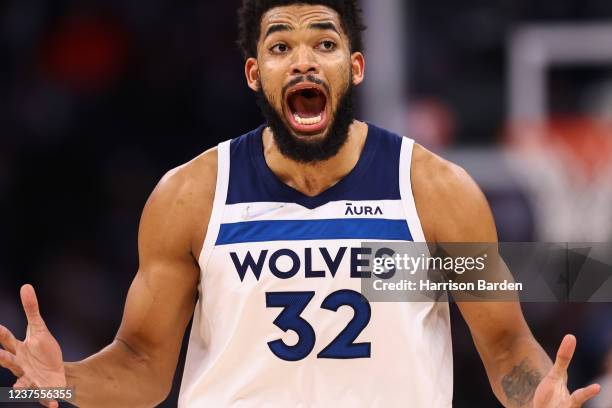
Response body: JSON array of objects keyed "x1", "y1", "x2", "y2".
[{"x1": 292, "y1": 94, "x2": 324, "y2": 118}]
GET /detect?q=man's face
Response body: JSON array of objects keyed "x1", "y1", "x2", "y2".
[{"x1": 245, "y1": 5, "x2": 365, "y2": 162}]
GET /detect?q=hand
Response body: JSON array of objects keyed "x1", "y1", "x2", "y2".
[
  {"x1": 0, "y1": 284, "x2": 66, "y2": 408},
  {"x1": 533, "y1": 334, "x2": 601, "y2": 408}
]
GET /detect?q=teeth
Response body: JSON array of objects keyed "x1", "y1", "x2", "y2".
[{"x1": 293, "y1": 113, "x2": 322, "y2": 126}]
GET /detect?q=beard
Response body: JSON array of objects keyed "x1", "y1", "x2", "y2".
[{"x1": 256, "y1": 75, "x2": 355, "y2": 164}]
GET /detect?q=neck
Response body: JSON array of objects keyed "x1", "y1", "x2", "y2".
[{"x1": 262, "y1": 120, "x2": 369, "y2": 197}]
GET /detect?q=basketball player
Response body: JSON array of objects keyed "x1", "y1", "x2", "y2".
[{"x1": 0, "y1": 1, "x2": 603, "y2": 407}]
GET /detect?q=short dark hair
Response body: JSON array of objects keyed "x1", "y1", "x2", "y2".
[{"x1": 237, "y1": 0, "x2": 366, "y2": 59}]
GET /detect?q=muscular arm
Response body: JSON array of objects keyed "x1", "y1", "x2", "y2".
[
  {"x1": 412, "y1": 144, "x2": 552, "y2": 407},
  {"x1": 0, "y1": 149, "x2": 217, "y2": 408},
  {"x1": 63, "y1": 149, "x2": 217, "y2": 407}
]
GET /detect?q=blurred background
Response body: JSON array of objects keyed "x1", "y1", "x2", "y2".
[{"x1": 1, "y1": 0, "x2": 611, "y2": 406}]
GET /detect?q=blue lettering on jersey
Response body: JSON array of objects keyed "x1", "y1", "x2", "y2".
[
  {"x1": 230, "y1": 247, "x2": 396, "y2": 282},
  {"x1": 230, "y1": 250, "x2": 268, "y2": 281},
  {"x1": 266, "y1": 289, "x2": 371, "y2": 361},
  {"x1": 269, "y1": 249, "x2": 300, "y2": 279},
  {"x1": 345, "y1": 203, "x2": 383, "y2": 216},
  {"x1": 350, "y1": 247, "x2": 372, "y2": 278}
]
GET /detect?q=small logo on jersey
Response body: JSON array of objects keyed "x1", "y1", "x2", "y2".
[
  {"x1": 345, "y1": 202, "x2": 383, "y2": 216},
  {"x1": 242, "y1": 204, "x2": 285, "y2": 220}
]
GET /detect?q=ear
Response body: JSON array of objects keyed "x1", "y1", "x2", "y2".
[
  {"x1": 245, "y1": 57, "x2": 260, "y2": 91},
  {"x1": 350, "y1": 52, "x2": 365, "y2": 86}
]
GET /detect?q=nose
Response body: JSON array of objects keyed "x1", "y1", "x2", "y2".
[{"x1": 290, "y1": 46, "x2": 319, "y2": 75}]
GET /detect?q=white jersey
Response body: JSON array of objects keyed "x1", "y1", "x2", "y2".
[{"x1": 178, "y1": 124, "x2": 453, "y2": 407}]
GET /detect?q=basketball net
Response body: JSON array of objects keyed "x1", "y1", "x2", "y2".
[{"x1": 505, "y1": 117, "x2": 612, "y2": 241}]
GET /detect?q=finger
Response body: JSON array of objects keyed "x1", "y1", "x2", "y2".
[
  {"x1": 20, "y1": 284, "x2": 46, "y2": 330},
  {"x1": 0, "y1": 349, "x2": 24, "y2": 377},
  {"x1": 39, "y1": 398, "x2": 59, "y2": 408},
  {"x1": 570, "y1": 383, "x2": 601, "y2": 407},
  {"x1": 550, "y1": 334, "x2": 576, "y2": 379},
  {"x1": 0, "y1": 324, "x2": 17, "y2": 354},
  {"x1": 13, "y1": 376, "x2": 33, "y2": 389}
]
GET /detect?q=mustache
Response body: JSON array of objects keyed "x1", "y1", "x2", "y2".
[{"x1": 282, "y1": 75, "x2": 330, "y2": 97}]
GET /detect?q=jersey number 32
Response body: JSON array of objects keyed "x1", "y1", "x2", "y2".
[{"x1": 265, "y1": 290, "x2": 371, "y2": 361}]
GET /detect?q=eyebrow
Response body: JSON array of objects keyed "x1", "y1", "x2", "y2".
[
  {"x1": 263, "y1": 21, "x2": 340, "y2": 39},
  {"x1": 264, "y1": 24, "x2": 291, "y2": 39},
  {"x1": 308, "y1": 22, "x2": 340, "y2": 35}
]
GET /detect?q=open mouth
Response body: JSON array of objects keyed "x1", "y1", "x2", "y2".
[{"x1": 285, "y1": 85, "x2": 329, "y2": 134}]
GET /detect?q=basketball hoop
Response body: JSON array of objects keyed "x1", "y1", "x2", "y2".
[
  {"x1": 507, "y1": 118, "x2": 612, "y2": 183},
  {"x1": 504, "y1": 117, "x2": 612, "y2": 241}
]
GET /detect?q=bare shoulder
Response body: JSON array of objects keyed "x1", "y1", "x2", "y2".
[
  {"x1": 410, "y1": 143, "x2": 497, "y2": 243},
  {"x1": 140, "y1": 147, "x2": 218, "y2": 259},
  {"x1": 155, "y1": 147, "x2": 218, "y2": 205}
]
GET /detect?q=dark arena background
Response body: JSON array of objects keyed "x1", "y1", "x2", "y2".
[{"x1": 1, "y1": 0, "x2": 611, "y2": 406}]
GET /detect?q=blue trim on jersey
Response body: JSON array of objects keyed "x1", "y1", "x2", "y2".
[
  {"x1": 226, "y1": 123, "x2": 403, "y2": 209},
  {"x1": 215, "y1": 218, "x2": 413, "y2": 245}
]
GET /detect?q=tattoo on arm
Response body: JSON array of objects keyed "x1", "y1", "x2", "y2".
[{"x1": 501, "y1": 359, "x2": 542, "y2": 406}]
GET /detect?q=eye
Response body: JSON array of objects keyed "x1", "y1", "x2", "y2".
[
  {"x1": 317, "y1": 40, "x2": 337, "y2": 51},
  {"x1": 270, "y1": 43, "x2": 289, "y2": 54}
]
